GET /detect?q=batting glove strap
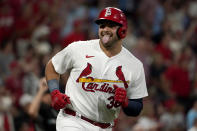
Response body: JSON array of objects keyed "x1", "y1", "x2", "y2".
[
  {"x1": 122, "y1": 98, "x2": 129, "y2": 108},
  {"x1": 51, "y1": 90, "x2": 71, "y2": 110}
]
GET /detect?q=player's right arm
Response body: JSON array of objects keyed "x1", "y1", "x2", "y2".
[
  {"x1": 45, "y1": 60, "x2": 60, "y2": 82},
  {"x1": 45, "y1": 60, "x2": 70, "y2": 110}
]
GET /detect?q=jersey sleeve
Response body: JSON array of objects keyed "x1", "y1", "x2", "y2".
[
  {"x1": 127, "y1": 64, "x2": 148, "y2": 99},
  {"x1": 52, "y1": 44, "x2": 74, "y2": 74}
]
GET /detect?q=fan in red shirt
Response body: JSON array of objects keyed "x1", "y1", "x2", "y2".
[
  {"x1": 155, "y1": 34, "x2": 173, "y2": 66},
  {"x1": 5, "y1": 61, "x2": 24, "y2": 107},
  {"x1": 0, "y1": 3, "x2": 15, "y2": 43},
  {"x1": 164, "y1": 54, "x2": 191, "y2": 100},
  {"x1": 61, "y1": 19, "x2": 86, "y2": 48}
]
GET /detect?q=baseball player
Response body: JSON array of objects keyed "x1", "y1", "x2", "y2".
[{"x1": 45, "y1": 7, "x2": 148, "y2": 131}]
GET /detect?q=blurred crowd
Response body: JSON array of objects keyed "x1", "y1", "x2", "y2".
[{"x1": 0, "y1": 0, "x2": 197, "y2": 131}]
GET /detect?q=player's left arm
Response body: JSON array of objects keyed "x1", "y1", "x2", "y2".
[
  {"x1": 114, "y1": 63, "x2": 148, "y2": 116},
  {"x1": 122, "y1": 98, "x2": 143, "y2": 116},
  {"x1": 114, "y1": 86, "x2": 143, "y2": 116}
]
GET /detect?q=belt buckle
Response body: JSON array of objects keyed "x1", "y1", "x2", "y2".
[
  {"x1": 109, "y1": 123, "x2": 113, "y2": 128},
  {"x1": 75, "y1": 112, "x2": 82, "y2": 118}
]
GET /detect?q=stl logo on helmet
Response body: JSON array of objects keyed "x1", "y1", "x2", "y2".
[{"x1": 105, "y1": 8, "x2": 111, "y2": 17}]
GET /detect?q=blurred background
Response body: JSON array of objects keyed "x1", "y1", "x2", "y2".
[{"x1": 0, "y1": 0, "x2": 197, "y2": 131}]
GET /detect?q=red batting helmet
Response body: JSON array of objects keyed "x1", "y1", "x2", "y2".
[{"x1": 95, "y1": 7, "x2": 128, "y2": 39}]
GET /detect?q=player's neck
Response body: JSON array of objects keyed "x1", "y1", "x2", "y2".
[{"x1": 99, "y1": 40, "x2": 122, "y2": 58}]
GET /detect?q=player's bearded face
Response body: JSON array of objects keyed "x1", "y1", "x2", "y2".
[{"x1": 98, "y1": 22, "x2": 120, "y2": 48}]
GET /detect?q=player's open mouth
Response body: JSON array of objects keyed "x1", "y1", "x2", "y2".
[
  {"x1": 102, "y1": 34, "x2": 112, "y2": 44},
  {"x1": 100, "y1": 32, "x2": 113, "y2": 44}
]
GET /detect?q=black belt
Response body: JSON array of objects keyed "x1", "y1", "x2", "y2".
[{"x1": 64, "y1": 108, "x2": 112, "y2": 129}]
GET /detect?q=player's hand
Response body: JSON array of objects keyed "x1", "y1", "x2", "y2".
[
  {"x1": 114, "y1": 84, "x2": 128, "y2": 108},
  {"x1": 51, "y1": 90, "x2": 71, "y2": 110}
]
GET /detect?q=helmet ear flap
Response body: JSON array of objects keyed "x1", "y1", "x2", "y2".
[{"x1": 117, "y1": 27, "x2": 127, "y2": 39}]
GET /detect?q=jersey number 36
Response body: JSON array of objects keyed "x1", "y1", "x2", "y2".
[{"x1": 107, "y1": 96, "x2": 121, "y2": 109}]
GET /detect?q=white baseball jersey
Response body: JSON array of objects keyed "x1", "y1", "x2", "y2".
[{"x1": 52, "y1": 39, "x2": 148, "y2": 123}]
